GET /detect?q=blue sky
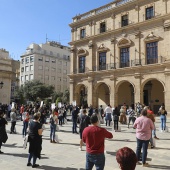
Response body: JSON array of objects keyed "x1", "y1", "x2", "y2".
[{"x1": 0, "y1": 0, "x2": 112, "y2": 60}]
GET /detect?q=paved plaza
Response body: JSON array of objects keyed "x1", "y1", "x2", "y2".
[{"x1": 0, "y1": 117, "x2": 170, "y2": 170}]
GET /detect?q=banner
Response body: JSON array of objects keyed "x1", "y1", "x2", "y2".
[
  {"x1": 72, "y1": 100, "x2": 76, "y2": 106},
  {"x1": 40, "y1": 101, "x2": 43, "y2": 107},
  {"x1": 51, "y1": 103, "x2": 56, "y2": 110},
  {"x1": 58, "y1": 102, "x2": 62, "y2": 108},
  {"x1": 11, "y1": 102, "x2": 15, "y2": 109}
]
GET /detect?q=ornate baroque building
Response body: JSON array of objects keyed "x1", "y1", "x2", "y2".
[{"x1": 69, "y1": 0, "x2": 170, "y2": 113}]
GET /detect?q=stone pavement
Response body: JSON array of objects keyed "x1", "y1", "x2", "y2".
[{"x1": 0, "y1": 117, "x2": 170, "y2": 170}]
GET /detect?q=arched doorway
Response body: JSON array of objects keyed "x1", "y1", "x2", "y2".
[
  {"x1": 117, "y1": 81, "x2": 135, "y2": 109},
  {"x1": 142, "y1": 79, "x2": 165, "y2": 113},
  {"x1": 96, "y1": 83, "x2": 110, "y2": 108}
]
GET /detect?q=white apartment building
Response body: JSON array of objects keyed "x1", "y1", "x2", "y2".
[{"x1": 20, "y1": 41, "x2": 70, "y2": 92}]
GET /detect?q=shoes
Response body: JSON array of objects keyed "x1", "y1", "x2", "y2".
[
  {"x1": 143, "y1": 163, "x2": 149, "y2": 167},
  {"x1": 32, "y1": 164, "x2": 39, "y2": 168},
  {"x1": 50, "y1": 140, "x2": 52, "y2": 143},
  {"x1": 27, "y1": 163, "x2": 32, "y2": 166},
  {"x1": 136, "y1": 162, "x2": 142, "y2": 165},
  {"x1": 154, "y1": 136, "x2": 159, "y2": 140},
  {"x1": 79, "y1": 147, "x2": 82, "y2": 151},
  {"x1": 151, "y1": 146, "x2": 155, "y2": 149},
  {"x1": 53, "y1": 140, "x2": 57, "y2": 143},
  {"x1": 10, "y1": 132, "x2": 12, "y2": 134},
  {"x1": 0, "y1": 151, "x2": 4, "y2": 154}
]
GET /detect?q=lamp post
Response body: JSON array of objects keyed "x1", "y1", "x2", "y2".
[{"x1": 0, "y1": 81, "x2": 4, "y2": 89}]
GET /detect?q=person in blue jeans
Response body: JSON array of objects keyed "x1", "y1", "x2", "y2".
[
  {"x1": 22, "y1": 109, "x2": 30, "y2": 137},
  {"x1": 72, "y1": 106, "x2": 78, "y2": 134},
  {"x1": 159, "y1": 106, "x2": 167, "y2": 131},
  {"x1": 50, "y1": 111, "x2": 58, "y2": 143}
]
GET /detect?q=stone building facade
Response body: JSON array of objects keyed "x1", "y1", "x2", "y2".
[
  {"x1": 69, "y1": 0, "x2": 170, "y2": 113},
  {"x1": 20, "y1": 41, "x2": 70, "y2": 93}
]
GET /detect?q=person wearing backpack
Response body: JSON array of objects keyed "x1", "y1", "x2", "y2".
[
  {"x1": 79, "y1": 109, "x2": 90, "y2": 151},
  {"x1": 49, "y1": 111, "x2": 58, "y2": 143}
]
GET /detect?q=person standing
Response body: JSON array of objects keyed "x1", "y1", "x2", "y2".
[
  {"x1": 27, "y1": 113, "x2": 43, "y2": 168},
  {"x1": 10, "y1": 108, "x2": 17, "y2": 134},
  {"x1": 49, "y1": 111, "x2": 58, "y2": 143},
  {"x1": 22, "y1": 109, "x2": 30, "y2": 137},
  {"x1": 112, "y1": 106, "x2": 120, "y2": 131},
  {"x1": 72, "y1": 106, "x2": 78, "y2": 134},
  {"x1": 134, "y1": 109, "x2": 154, "y2": 167},
  {"x1": 0, "y1": 109, "x2": 8, "y2": 154},
  {"x1": 79, "y1": 109, "x2": 90, "y2": 151},
  {"x1": 104, "y1": 104, "x2": 112, "y2": 126},
  {"x1": 82, "y1": 114, "x2": 113, "y2": 170},
  {"x1": 159, "y1": 106, "x2": 167, "y2": 132},
  {"x1": 20, "y1": 104, "x2": 24, "y2": 121},
  {"x1": 127, "y1": 106, "x2": 136, "y2": 128}
]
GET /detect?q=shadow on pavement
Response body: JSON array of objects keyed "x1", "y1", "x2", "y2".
[
  {"x1": 37, "y1": 165, "x2": 85, "y2": 170},
  {"x1": 58, "y1": 142, "x2": 80, "y2": 147},
  {"x1": 108, "y1": 139, "x2": 136, "y2": 143},
  {"x1": 59, "y1": 130, "x2": 73, "y2": 133},
  {"x1": 149, "y1": 165, "x2": 170, "y2": 169},
  {"x1": 4, "y1": 143, "x2": 23, "y2": 148},
  {"x1": 3, "y1": 153, "x2": 49, "y2": 159},
  {"x1": 106, "y1": 151, "x2": 117, "y2": 156},
  {"x1": 154, "y1": 147, "x2": 170, "y2": 150}
]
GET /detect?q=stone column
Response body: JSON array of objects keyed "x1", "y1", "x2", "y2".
[
  {"x1": 110, "y1": 76, "x2": 116, "y2": 106},
  {"x1": 88, "y1": 40, "x2": 93, "y2": 71},
  {"x1": 70, "y1": 46, "x2": 76, "y2": 74},
  {"x1": 134, "y1": 73, "x2": 142, "y2": 104},
  {"x1": 69, "y1": 79, "x2": 74, "y2": 104},
  {"x1": 87, "y1": 77, "x2": 93, "y2": 106}
]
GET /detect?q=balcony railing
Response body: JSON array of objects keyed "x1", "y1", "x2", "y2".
[
  {"x1": 147, "y1": 58, "x2": 158, "y2": 64},
  {"x1": 120, "y1": 62, "x2": 130, "y2": 68}
]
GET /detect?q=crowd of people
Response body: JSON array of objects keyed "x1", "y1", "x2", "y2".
[{"x1": 0, "y1": 101, "x2": 168, "y2": 169}]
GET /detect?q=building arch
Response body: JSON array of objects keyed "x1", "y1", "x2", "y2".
[
  {"x1": 141, "y1": 78, "x2": 165, "y2": 113},
  {"x1": 94, "y1": 82, "x2": 110, "y2": 108},
  {"x1": 77, "y1": 48, "x2": 88, "y2": 56}
]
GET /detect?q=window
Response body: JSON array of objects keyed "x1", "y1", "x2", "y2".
[
  {"x1": 38, "y1": 57, "x2": 43, "y2": 61},
  {"x1": 45, "y1": 66, "x2": 49, "y2": 71},
  {"x1": 63, "y1": 62, "x2": 67, "y2": 66},
  {"x1": 52, "y1": 67, "x2": 56, "y2": 71},
  {"x1": 30, "y1": 74, "x2": 33, "y2": 80},
  {"x1": 45, "y1": 75, "x2": 49, "y2": 80},
  {"x1": 79, "y1": 56, "x2": 86, "y2": 73},
  {"x1": 38, "y1": 75, "x2": 42, "y2": 80},
  {"x1": 146, "y1": 42, "x2": 158, "y2": 64},
  {"x1": 25, "y1": 66, "x2": 29, "y2": 72},
  {"x1": 63, "y1": 70, "x2": 67, "y2": 74},
  {"x1": 38, "y1": 65, "x2": 43, "y2": 70},
  {"x1": 52, "y1": 60, "x2": 56, "y2": 63},
  {"x1": 58, "y1": 77, "x2": 61, "y2": 81},
  {"x1": 30, "y1": 56, "x2": 34, "y2": 62},
  {"x1": 58, "y1": 69, "x2": 61, "y2": 73},
  {"x1": 146, "y1": 7, "x2": 154, "y2": 20},
  {"x1": 21, "y1": 59, "x2": 24, "y2": 64},
  {"x1": 63, "y1": 78, "x2": 67, "y2": 82},
  {"x1": 120, "y1": 47, "x2": 130, "y2": 68},
  {"x1": 45, "y1": 58, "x2": 49, "y2": 62},
  {"x1": 21, "y1": 67, "x2": 24, "y2": 72},
  {"x1": 99, "y1": 52, "x2": 106, "y2": 70},
  {"x1": 80, "y1": 29, "x2": 86, "y2": 39},
  {"x1": 100, "y1": 22, "x2": 106, "y2": 33},
  {"x1": 25, "y1": 57, "x2": 29, "y2": 63},
  {"x1": 25, "y1": 75, "x2": 29, "y2": 81},
  {"x1": 121, "y1": 15, "x2": 128, "y2": 27},
  {"x1": 51, "y1": 76, "x2": 55, "y2": 80},
  {"x1": 21, "y1": 76, "x2": 24, "y2": 82},
  {"x1": 30, "y1": 65, "x2": 33, "y2": 71}
]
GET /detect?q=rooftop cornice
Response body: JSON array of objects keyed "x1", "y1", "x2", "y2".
[{"x1": 69, "y1": 13, "x2": 170, "y2": 45}]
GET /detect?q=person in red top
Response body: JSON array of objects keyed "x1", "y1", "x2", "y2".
[
  {"x1": 20, "y1": 104, "x2": 24, "y2": 121},
  {"x1": 82, "y1": 114, "x2": 113, "y2": 170}
]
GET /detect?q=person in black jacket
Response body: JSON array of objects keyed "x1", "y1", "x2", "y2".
[
  {"x1": 0, "y1": 108, "x2": 8, "y2": 154},
  {"x1": 72, "y1": 106, "x2": 78, "y2": 134},
  {"x1": 113, "y1": 106, "x2": 120, "y2": 131}
]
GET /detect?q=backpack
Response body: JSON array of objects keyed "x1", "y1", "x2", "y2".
[
  {"x1": 80, "y1": 115, "x2": 87, "y2": 131},
  {"x1": 50, "y1": 116, "x2": 55, "y2": 125}
]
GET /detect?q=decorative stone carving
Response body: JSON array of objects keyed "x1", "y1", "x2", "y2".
[
  {"x1": 164, "y1": 20, "x2": 170, "y2": 31},
  {"x1": 97, "y1": 43, "x2": 109, "y2": 51},
  {"x1": 88, "y1": 40, "x2": 93, "y2": 48},
  {"x1": 144, "y1": 32, "x2": 161, "y2": 42},
  {"x1": 110, "y1": 37, "x2": 116, "y2": 44},
  {"x1": 117, "y1": 38, "x2": 131, "y2": 48},
  {"x1": 70, "y1": 46, "x2": 75, "y2": 53}
]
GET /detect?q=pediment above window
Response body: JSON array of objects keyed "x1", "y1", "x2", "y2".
[
  {"x1": 117, "y1": 38, "x2": 131, "y2": 48},
  {"x1": 97, "y1": 43, "x2": 109, "y2": 52},
  {"x1": 144, "y1": 32, "x2": 161, "y2": 42},
  {"x1": 77, "y1": 48, "x2": 87, "y2": 56}
]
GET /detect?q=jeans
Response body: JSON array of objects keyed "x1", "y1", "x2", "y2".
[
  {"x1": 86, "y1": 152, "x2": 105, "y2": 170},
  {"x1": 50, "y1": 124, "x2": 56, "y2": 141},
  {"x1": 106, "y1": 120, "x2": 111, "y2": 126},
  {"x1": 160, "y1": 115, "x2": 166, "y2": 130},
  {"x1": 11, "y1": 121, "x2": 16, "y2": 133},
  {"x1": 28, "y1": 152, "x2": 37, "y2": 165},
  {"x1": 59, "y1": 116, "x2": 63, "y2": 126},
  {"x1": 22, "y1": 121, "x2": 28, "y2": 136},
  {"x1": 114, "y1": 120, "x2": 118, "y2": 130},
  {"x1": 128, "y1": 117, "x2": 136, "y2": 127},
  {"x1": 136, "y1": 138, "x2": 149, "y2": 164},
  {"x1": 72, "y1": 119, "x2": 77, "y2": 133},
  {"x1": 152, "y1": 123, "x2": 156, "y2": 137}
]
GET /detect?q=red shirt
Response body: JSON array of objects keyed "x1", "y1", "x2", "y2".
[{"x1": 82, "y1": 126, "x2": 113, "y2": 154}]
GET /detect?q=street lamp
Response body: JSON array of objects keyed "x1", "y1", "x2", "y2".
[{"x1": 0, "y1": 81, "x2": 4, "y2": 89}]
